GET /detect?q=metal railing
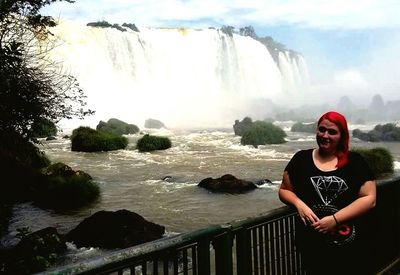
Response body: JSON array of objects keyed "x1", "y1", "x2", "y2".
[{"x1": 41, "y1": 177, "x2": 400, "y2": 275}]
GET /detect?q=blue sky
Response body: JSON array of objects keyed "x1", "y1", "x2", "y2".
[{"x1": 41, "y1": 0, "x2": 400, "y2": 104}]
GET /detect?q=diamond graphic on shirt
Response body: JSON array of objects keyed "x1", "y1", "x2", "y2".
[{"x1": 310, "y1": 176, "x2": 348, "y2": 205}]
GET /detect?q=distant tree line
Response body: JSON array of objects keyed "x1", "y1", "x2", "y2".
[
  {"x1": 219, "y1": 25, "x2": 300, "y2": 64},
  {"x1": 87, "y1": 21, "x2": 139, "y2": 32}
]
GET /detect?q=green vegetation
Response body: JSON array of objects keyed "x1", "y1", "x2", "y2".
[
  {"x1": 352, "y1": 147, "x2": 394, "y2": 178},
  {"x1": 35, "y1": 163, "x2": 100, "y2": 210},
  {"x1": 0, "y1": 1, "x2": 93, "y2": 139},
  {"x1": 71, "y1": 127, "x2": 128, "y2": 152},
  {"x1": 219, "y1": 25, "x2": 235, "y2": 37},
  {"x1": 87, "y1": 21, "x2": 140, "y2": 32},
  {"x1": 137, "y1": 134, "x2": 172, "y2": 152},
  {"x1": 87, "y1": 21, "x2": 126, "y2": 32},
  {"x1": 96, "y1": 118, "x2": 139, "y2": 136},
  {"x1": 5, "y1": 227, "x2": 66, "y2": 274},
  {"x1": 291, "y1": 122, "x2": 317, "y2": 133},
  {"x1": 241, "y1": 121, "x2": 287, "y2": 147},
  {"x1": 353, "y1": 123, "x2": 400, "y2": 142},
  {"x1": 122, "y1": 23, "x2": 139, "y2": 32},
  {"x1": 30, "y1": 118, "x2": 58, "y2": 138}
]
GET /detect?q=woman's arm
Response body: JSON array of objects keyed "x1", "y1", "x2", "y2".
[
  {"x1": 313, "y1": 180, "x2": 376, "y2": 233},
  {"x1": 279, "y1": 171, "x2": 319, "y2": 225},
  {"x1": 331, "y1": 180, "x2": 376, "y2": 224}
]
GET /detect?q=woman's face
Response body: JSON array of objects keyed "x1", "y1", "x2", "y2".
[{"x1": 316, "y1": 119, "x2": 342, "y2": 154}]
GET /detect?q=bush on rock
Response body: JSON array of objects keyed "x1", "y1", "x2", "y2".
[
  {"x1": 71, "y1": 126, "x2": 128, "y2": 152},
  {"x1": 241, "y1": 121, "x2": 286, "y2": 147},
  {"x1": 352, "y1": 147, "x2": 394, "y2": 178},
  {"x1": 137, "y1": 134, "x2": 171, "y2": 152}
]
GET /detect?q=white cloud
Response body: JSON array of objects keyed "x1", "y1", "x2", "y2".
[
  {"x1": 334, "y1": 69, "x2": 369, "y2": 90},
  {"x1": 42, "y1": 0, "x2": 400, "y2": 29}
]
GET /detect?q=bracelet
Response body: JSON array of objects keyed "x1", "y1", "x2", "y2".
[{"x1": 332, "y1": 214, "x2": 339, "y2": 225}]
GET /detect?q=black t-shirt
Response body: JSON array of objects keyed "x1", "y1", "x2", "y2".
[
  {"x1": 285, "y1": 149, "x2": 374, "y2": 210},
  {"x1": 285, "y1": 148, "x2": 375, "y2": 256}
]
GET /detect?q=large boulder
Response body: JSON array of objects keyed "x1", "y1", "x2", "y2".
[
  {"x1": 198, "y1": 174, "x2": 257, "y2": 193},
  {"x1": 144, "y1": 118, "x2": 166, "y2": 129},
  {"x1": 71, "y1": 126, "x2": 128, "y2": 152},
  {"x1": 65, "y1": 210, "x2": 165, "y2": 249},
  {"x1": 35, "y1": 162, "x2": 99, "y2": 210},
  {"x1": 96, "y1": 118, "x2": 139, "y2": 136},
  {"x1": 290, "y1": 122, "x2": 317, "y2": 133},
  {"x1": 233, "y1": 117, "x2": 253, "y2": 136},
  {"x1": 353, "y1": 123, "x2": 400, "y2": 142},
  {"x1": 136, "y1": 134, "x2": 172, "y2": 152},
  {"x1": 241, "y1": 121, "x2": 286, "y2": 147}
]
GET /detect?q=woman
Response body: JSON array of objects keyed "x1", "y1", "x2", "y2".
[{"x1": 279, "y1": 111, "x2": 376, "y2": 275}]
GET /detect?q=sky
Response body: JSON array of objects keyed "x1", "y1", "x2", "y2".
[{"x1": 41, "y1": 0, "x2": 400, "y2": 105}]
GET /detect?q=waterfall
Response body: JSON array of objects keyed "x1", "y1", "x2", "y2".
[{"x1": 48, "y1": 21, "x2": 309, "y2": 129}]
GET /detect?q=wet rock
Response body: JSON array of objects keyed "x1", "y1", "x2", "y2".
[
  {"x1": 65, "y1": 209, "x2": 165, "y2": 249},
  {"x1": 254, "y1": 179, "x2": 273, "y2": 186},
  {"x1": 198, "y1": 174, "x2": 257, "y2": 193}
]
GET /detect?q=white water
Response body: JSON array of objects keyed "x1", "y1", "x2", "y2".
[{"x1": 47, "y1": 20, "x2": 309, "y2": 130}]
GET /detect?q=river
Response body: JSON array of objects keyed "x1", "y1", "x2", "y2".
[{"x1": 2, "y1": 122, "x2": 400, "y2": 265}]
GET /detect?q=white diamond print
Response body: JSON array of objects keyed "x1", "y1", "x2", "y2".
[{"x1": 310, "y1": 176, "x2": 348, "y2": 205}]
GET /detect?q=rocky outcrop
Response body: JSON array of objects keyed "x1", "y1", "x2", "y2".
[
  {"x1": 96, "y1": 118, "x2": 139, "y2": 135},
  {"x1": 233, "y1": 117, "x2": 253, "y2": 136},
  {"x1": 65, "y1": 209, "x2": 165, "y2": 249},
  {"x1": 198, "y1": 174, "x2": 257, "y2": 193},
  {"x1": 42, "y1": 162, "x2": 92, "y2": 180},
  {"x1": 144, "y1": 118, "x2": 166, "y2": 129}
]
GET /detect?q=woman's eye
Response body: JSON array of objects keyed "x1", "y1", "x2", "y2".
[{"x1": 318, "y1": 126, "x2": 338, "y2": 135}]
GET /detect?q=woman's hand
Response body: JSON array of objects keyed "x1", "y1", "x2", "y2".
[
  {"x1": 295, "y1": 201, "x2": 320, "y2": 226},
  {"x1": 279, "y1": 171, "x2": 320, "y2": 226},
  {"x1": 311, "y1": 215, "x2": 337, "y2": 234}
]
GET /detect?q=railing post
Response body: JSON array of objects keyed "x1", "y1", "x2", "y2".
[
  {"x1": 236, "y1": 227, "x2": 252, "y2": 275},
  {"x1": 197, "y1": 238, "x2": 211, "y2": 275},
  {"x1": 213, "y1": 228, "x2": 233, "y2": 275}
]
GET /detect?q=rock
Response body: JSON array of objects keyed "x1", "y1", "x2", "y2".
[
  {"x1": 254, "y1": 179, "x2": 273, "y2": 186},
  {"x1": 96, "y1": 118, "x2": 140, "y2": 136},
  {"x1": 163, "y1": 176, "x2": 174, "y2": 182},
  {"x1": 144, "y1": 118, "x2": 166, "y2": 129},
  {"x1": 43, "y1": 162, "x2": 75, "y2": 177},
  {"x1": 43, "y1": 162, "x2": 93, "y2": 180},
  {"x1": 198, "y1": 174, "x2": 257, "y2": 193},
  {"x1": 233, "y1": 117, "x2": 253, "y2": 136},
  {"x1": 65, "y1": 209, "x2": 165, "y2": 249}
]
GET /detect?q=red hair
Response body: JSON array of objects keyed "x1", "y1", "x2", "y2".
[{"x1": 318, "y1": 111, "x2": 350, "y2": 168}]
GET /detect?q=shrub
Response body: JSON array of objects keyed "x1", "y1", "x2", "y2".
[
  {"x1": 137, "y1": 134, "x2": 172, "y2": 152},
  {"x1": 71, "y1": 126, "x2": 128, "y2": 152},
  {"x1": 352, "y1": 123, "x2": 400, "y2": 142},
  {"x1": 87, "y1": 21, "x2": 126, "y2": 32},
  {"x1": 29, "y1": 118, "x2": 57, "y2": 138},
  {"x1": 352, "y1": 147, "x2": 394, "y2": 178},
  {"x1": 291, "y1": 122, "x2": 317, "y2": 133},
  {"x1": 122, "y1": 23, "x2": 139, "y2": 32},
  {"x1": 241, "y1": 121, "x2": 286, "y2": 147},
  {"x1": 96, "y1": 118, "x2": 139, "y2": 136},
  {"x1": 35, "y1": 173, "x2": 100, "y2": 210}
]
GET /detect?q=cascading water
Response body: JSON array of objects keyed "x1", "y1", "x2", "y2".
[{"x1": 48, "y1": 20, "x2": 309, "y2": 130}]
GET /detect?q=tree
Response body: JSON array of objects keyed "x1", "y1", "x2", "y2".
[
  {"x1": 239, "y1": 26, "x2": 257, "y2": 38},
  {"x1": 0, "y1": 0, "x2": 93, "y2": 139},
  {"x1": 220, "y1": 25, "x2": 235, "y2": 37}
]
